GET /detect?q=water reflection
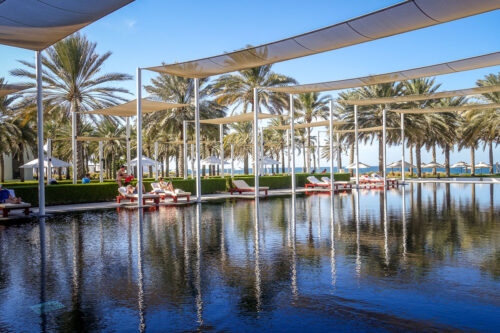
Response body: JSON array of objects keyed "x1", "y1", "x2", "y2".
[{"x1": 0, "y1": 183, "x2": 499, "y2": 331}]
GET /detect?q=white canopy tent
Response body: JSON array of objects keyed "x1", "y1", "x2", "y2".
[
  {"x1": 20, "y1": 157, "x2": 71, "y2": 169},
  {"x1": 0, "y1": 0, "x2": 134, "y2": 215}
]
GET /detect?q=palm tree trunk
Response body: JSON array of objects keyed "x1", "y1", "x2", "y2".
[
  {"x1": 489, "y1": 141, "x2": 494, "y2": 174},
  {"x1": 166, "y1": 156, "x2": 170, "y2": 177},
  {"x1": 281, "y1": 145, "x2": 285, "y2": 173},
  {"x1": 302, "y1": 141, "x2": 306, "y2": 173},
  {"x1": 244, "y1": 154, "x2": 249, "y2": 175},
  {"x1": 378, "y1": 135, "x2": 383, "y2": 175},
  {"x1": 175, "y1": 147, "x2": 179, "y2": 177},
  {"x1": 432, "y1": 144, "x2": 437, "y2": 175},
  {"x1": 179, "y1": 138, "x2": 185, "y2": 178},
  {"x1": 416, "y1": 142, "x2": 422, "y2": 178},
  {"x1": 72, "y1": 101, "x2": 85, "y2": 180},
  {"x1": 307, "y1": 127, "x2": 311, "y2": 173},
  {"x1": 409, "y1": 145, "x2": 414, "y2": 177},
  {"x1": 349, "y1": 143, "x2": 354, "y2": 176},
  {"x1": 470, "y1": 147, "x2": 475, "y2": 176},
  {"x1": 0, "y1": 154, "x2": 4, "y2": 183},
  {"x1": 444, "y1": 144, "x2": 450, "y2": 177}
]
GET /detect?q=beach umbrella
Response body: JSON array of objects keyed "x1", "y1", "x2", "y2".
[
  {"x1": 201, "y1": 156, "x2": 230, "y2": 166},
  {"x1": 387, "y1": 160, "x2": 416, "y2": 169},
  {"x1": 475, "y1": 162, "x2": 491, "y2": 175},
  {"x1": 422, "y1": 161, "x2": 444, "y2": 169},
  {"x1": 346, "y1": 162, "x2": 370, "y2": 169},
  {"x1": 20, "y1": 157, "x2": 71, "y2": 169},
  {"x1": 261, "y1": 157, "x2": 280, "y2": 165},
  {"x1": 451, "y1": 161, "x2": 470, "y2": 174},
  {"x1": 127, "y1": 156, "x2": 159, "y2": 167}
]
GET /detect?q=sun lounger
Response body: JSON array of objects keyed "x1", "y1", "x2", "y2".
[
  {"x1": 320, "y1": 177, "x2": 352, "y2": 191},
  {"x1": 230, "y1": 180, "x2": 268, "y2": 196},
  {"x1": 116, "y1": 187, "x2": 161, "y2": 205},
  {"x1": 150, "y1": 183, "x2": 191, "y2": 202},
  {"x1": 305, "y1": 176, "x2": 330, "y2": 189},
  {"x1": 0, "y1": 202, "x2": 31, "y2": 217}
]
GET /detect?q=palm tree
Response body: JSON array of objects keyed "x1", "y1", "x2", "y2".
[
  {"x1": 11, "y1": 33, "x2": 131, "y2": 178},
  {"x1": 0, "y1": 79, "x2": 22, "y2": 182},
  {"x1": 225, "y1": 122, "x2": 253, "y2": 174},
  {"x1": 296, "y1": 92, "x2": 329, "y2": 173},
  {"x1": 94, "y1": 119, "x2": 126, "y2": 179},
  {"x1": 144, "y1": 73, "x2": 225, "y2": 177}
]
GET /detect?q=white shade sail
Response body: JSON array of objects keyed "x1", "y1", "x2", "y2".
[
  {"x1": 391, "y1": 102, "x2": 500, "y2": 114},
  {"x1": 342, "y1": 85, "x2": 500, "y2": 106},
  {"x1": 268, "y1": 52, "x2": 500, "y2": 94},
  {"x1": 0, "y1": 0, "x2": 134, "y2": 50},
  {"x1": 20, "y1": 157, "x2": 71, "y2": 169},
  {"x1": 82, "y1": 99, "x2": 189, "y2": 117},
  {"x1": 126, "y1": 156, "x2": 159, "y2": 167},
  {"x1": 145, "y1": 1, "x2": 500, "y2": 78},
  {"x1": 199, "y1": 112, "x2": 279, "y2": 125}
]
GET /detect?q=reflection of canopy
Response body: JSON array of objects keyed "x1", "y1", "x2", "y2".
[
  {"x1": 342, "y1": 85, "x2": 500, "y2": 106},
  {"x1": 20, "y1": 157, "x2": 71, "y2": 169},
  {"x1": 0, "y1": 84, "x2": 27, "y2": 97},
  {"x1": 451, "y1": 161, "x2": 470, "y2": 168},
  {"x1": 82, "y1": 99, "x2": 188, "y2": 117},
  {"x1": 268, "y1": 52, "x2": 500, "y2": 93},
  {"x1": 422, "y1": 162, "x2": 444, "y2": 168},
  {"x1": 475, "y1": 162, "x2": 491, "y2": 168},
  {"x1": 391, "y1": 103, "x2": 500, "y2": 114},
  {"x1": 145, "y1": 1, "x2": 499, "y2": 78},
  {"x1": 346, "y1": 162, "x2": 370, "y2": 169},
  {"x1": 127, "y1": 156, "x2": 159, "y2": 167},
  {"x1": 199, "y1": 112, "x2": 278, "y2": 124},
  {"x1": 387, "y1": 160, "x2": 416, "y2": 168},
  {"x1": 0, "y1": 1, "x2": 134, "y2": 50}
]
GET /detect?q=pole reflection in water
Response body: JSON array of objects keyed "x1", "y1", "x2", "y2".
[
  {"x1": 137, "y1": 209, "x2": 146, "y2": 332},
  {"x1": 402, "y1": 188, "x2": 407, "y2": 263},
  {"x1": 330, "y1": 189, "x2": 336, "y2": 289},
  {"x1": 39, "y1": 218, "x2": 47, "y2": 333},
  {"x1": 318, "y1": 196, "x2": 322, "y2": 240},
  {"x1": 221, "y1": 205, "x2": 226, "y2": 263},
  {"x1": 290, "y1": 195, "x2": 298, "y2": 299},
  {"x1": 254, "y1": 200, "x2": 262, "y2": 312},
  {"x1": 71, "y1": 218, "x2": 82, "y2": 327},
  {"x1": 355, "y1": 189, "x2": 361, "y2": 276},
  {"x1": 183, "y1": 209, "x2": 190, "y2": 279},
  {"x1": 383, "y1": 186, "x2": 389, "y2": 266},
  {"x1": 195, "y1": 203, "x2": 204, "y2": 326}
]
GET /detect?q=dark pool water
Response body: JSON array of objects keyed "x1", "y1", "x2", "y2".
[{"x1": 1, "y1": 183, "x2": 499, "y2": 332}]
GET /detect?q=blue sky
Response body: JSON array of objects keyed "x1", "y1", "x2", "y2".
[{"x1": 1, "y1": 0, "x2": 499, "y2": 167}]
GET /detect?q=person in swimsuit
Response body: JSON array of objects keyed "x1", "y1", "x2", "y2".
[
  {"x1": 116, "y1": 166, "x2": 128, "y2": 187},
  {"x1": 0, "y1": 184, "x2": 22, "y2": 204},
  {"x1": 158, "y1": 177, "x2": 175, "y2": 192}
]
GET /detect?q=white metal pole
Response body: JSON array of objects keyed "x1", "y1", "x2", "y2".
[
  {"x1": 136, "y1": 68, "x2": 143, "y2": 206},
  {"x1": 383, "y1": 108, "x2": 387, "y2": 186},
  {"x1": 260, "y1": 129, "x2": 264, "y2": 176},
  {"x1": 183, "y1": 120, "x2": 188, "y2": 179},
  {"x1": 253, "y1": 88, "x2": 260, "y2": 199},
  {"x1": 99, "y1": 140, "x2": 103, "y2": 183},
  {"x1": 194, "y1": 78, "x2": 201, "y2": 202},
  {"x1": 126, "y1": 117, "x2": 131, "y2": 175},
  {"x1": 231, "y1": 143, "x2": 234, "y2": 178},
  {"x1": 71, "y1": 106, "x2": 77, "y2": 184},
  {"x1": 317, "y1": 132, "x2": 321, "y2": 173},
  {"x1": 329, "y1": 100, "x2": 335, "y2": 190},
  {"x1": 36, "y1": 51, "x2": 45, "y2": 215},
  {"x1": 154, "y1": 141, "x2": 158, "y2": 181},
  {"x1": 401, "y1": 113, "x2": 405, "y2": 184},
  {"x1": 47, "y1": 138, "x2": 52, "y2": 186},
  {"x1": 191, "y1": 143, "x2": 195, "y2": 179},
  {"x1": 336, "y1": 133, "x2": 341, "y2": 172},
  {"x1": 354, "y1": 105, "x2": 360, "y2": 188},
  {"x1": 286, "y1": 129, "x2": 290, "y2": 174},
  {"x1": 290, "y1": 95, "x2": 296, "y2": 193},
  {"x1": 220, "y1": 124, "x2": 224, "y2": 177}
]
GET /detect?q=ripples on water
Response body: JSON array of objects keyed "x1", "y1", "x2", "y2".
[{"x1": 0, "y1": 183, "x2": 499, "y2": 332}]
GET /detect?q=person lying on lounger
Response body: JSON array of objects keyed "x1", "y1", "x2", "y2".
[
  {"x1": 126, "y1": 184, "x2": 146, "y2": 195},
  {"x1": 0, "y1": 184, "x2": 22, "y2": 204},
  {"x1": 158, "y1": 177, "x2": 175, "y2": 192}
]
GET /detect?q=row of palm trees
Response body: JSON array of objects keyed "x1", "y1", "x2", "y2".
[{"x1": 0, "y1": 33, "x2": 499, "y2": 181}]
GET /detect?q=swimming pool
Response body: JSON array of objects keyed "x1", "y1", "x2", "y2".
[{"x1": 1, "y1": 183, "x2": 499, "y2": 331}]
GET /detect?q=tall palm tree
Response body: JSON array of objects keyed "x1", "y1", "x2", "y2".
[
  {"x1": 144, "y1": 73, "x2": 225, "y2": 177},
  {"x1": 225, "y1": 121, "x2": 253, "y2": 174},
  {"x1": 296, "y1": 92, "x2": 329, "y2": 173},
  {"x1": 11, "y1": 33, "x2": 131, "y2": 178}
]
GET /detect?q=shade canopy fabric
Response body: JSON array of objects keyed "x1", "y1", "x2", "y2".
[
  {"x1": 387, "y1": 160, "x2": 416, "y2": 168},
  {"x1": 20, "y1": 157, "x2": 71, "y2": 169},
  {"x1": 334, "y1": 126, "x2": 397, "y2": 134},
  {"x1": 266, "y1": 125, "x2": 291, "y2": 130},
  {"x1": 451, "y1": 161, "x2": 470, "y2": 168},
  {"x1": 0, "y1": 0, "x2": 134, "y2": 50},
  {"x1": 346, "y1": 162, "x2": 370, "y2": 169},
  {"x1": 293, "y1": 120, "x2": 347, "y2": 129},
  {"x1": 342, "y1": 85, "x2": 500, "y2": 106},
  {"x1": 77, "y1": 136, "x2": 124, "y2": 142},
  {"x1": 82, "y1": 99, "x2": 189, "y2": 117},
  {"x1": 422, "y1": 162, "x2": 445, "y2": 168},
  {"x1": 268, "y1": 52, "x2": 500, "y2": 94},
  {"x1": 475, "y1": 162, "x2": 491, "y2": 168},
  {"x1": 145, "y1": 1, "x2": 499, "y2": 78},
  {"x1": 199, "y1": 112, "x2": 279, "y2": 124},
  {"x1": 126, "y1": 156, "x2": 159, "y2": 167},
  {"x1": 391, "y1": 102, "x2": 500, "y2": 114},
  {"x1": 0, "y1": 84, "x2": 27, "y2": 97}
]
